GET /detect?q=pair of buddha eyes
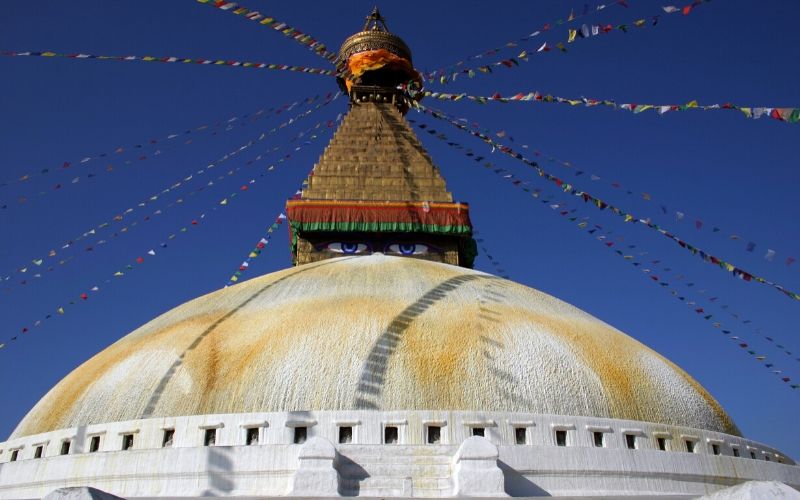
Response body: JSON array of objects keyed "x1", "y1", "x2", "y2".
[{"x1": 323, "y1": 242, "x2": 432, "y2": 256}]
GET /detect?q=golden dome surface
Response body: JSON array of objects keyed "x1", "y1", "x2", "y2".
[{"x1": 12, "y1": 255, "x2": 737, "y2": 438}]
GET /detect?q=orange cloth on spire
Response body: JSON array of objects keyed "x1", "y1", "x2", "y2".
[{"x1": 344, "y1": 49, "x2": 421, "y2": 91}]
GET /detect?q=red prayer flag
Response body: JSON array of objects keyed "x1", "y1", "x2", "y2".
[
  {"x1": 80, "y1": 293, "x2": 88, "y2": 300},
  {"x1": 136, "y1": 256, "x2": 144, "y2": 264}
]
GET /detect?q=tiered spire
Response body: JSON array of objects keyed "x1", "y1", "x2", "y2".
[{"x1": 285, "y1": 10, "x2": 476, "y2": 267}]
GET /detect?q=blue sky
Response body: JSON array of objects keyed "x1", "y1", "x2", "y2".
[{"x1": 1, "y1": 0, "x2": 798, "y2": 458}]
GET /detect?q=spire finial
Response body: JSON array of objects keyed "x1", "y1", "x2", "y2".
[{"x1": 363, "y1": 6, "x2": 389, "y2": 32}]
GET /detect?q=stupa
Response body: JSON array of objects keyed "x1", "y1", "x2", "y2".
[{"x1": 0, "y1": 9, "x2": 797, "y2": 499}]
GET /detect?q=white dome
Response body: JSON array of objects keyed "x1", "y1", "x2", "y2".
[{"x1": 12, "y1": 254, "x2": 737, "y2": 438}]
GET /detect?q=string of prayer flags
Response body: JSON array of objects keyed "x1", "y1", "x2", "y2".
[
  {"x1": 0, "y1": 51, "x2": 335, "y2": 76},
  {"x1": 0, "y1": 92, "x2": 330, "y2": 207},
  {"x1": 3, "y1": 117, "x2": 341, "y2": 351},
  {"x1": 413, "y1": 102, "x2": 800, "y2": 302},
  {"x1": 1, "y1": 93, "x2": 342, "y2": 292},
  {"x1": 410, "y1": 117, "x2": 800, "y2": 369},
  {"x1": 410, "y1": 110, "x2": 799, "y2": 268},
  {"x1": 3, "y1": 113, "x2": 340, "y2": 296},
  {"x1": 410, "y1": 89, "x2": 800, "y2": 124},
  {"x1": 426, "y1": 1, "x2": 710, "y2": 85},
  {"x1": 580, "y1": 221, "x2": 798, "y2": 389},
  {"x1": 226, "y1": 214, "x2": 287, "y2": 285},
  {"x1": 425, "y1": 0, "x2": 628, "y2": 82},
  {"x1": 473, "y1": 230, "x2": 510, "y2": 280},
  {"x1": 417, "y1": 128, "x2": 798, "y2": 388},
  {"x1": 196, "y1": 0, "x2": 338, "y2": 64}
]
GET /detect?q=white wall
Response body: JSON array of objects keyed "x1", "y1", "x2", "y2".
[{"x1": 0, "y1": 410, "x2": 797, "y2": 498}]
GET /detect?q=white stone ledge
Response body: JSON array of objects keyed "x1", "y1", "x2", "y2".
[
  {"x1": 621, "y1": 428, "x2": 646, "y2": 436},
  {"x1": 285, "y1": 419, "x2": 317, "y2": 428},
  {"x1": 197, "y1": 422, "x2": 224, "y2": 430},
  {"x1": 239, "y1": 421, "x2": 269, "y2": 428}
]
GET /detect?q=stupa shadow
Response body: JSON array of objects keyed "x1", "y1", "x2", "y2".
[
  {"x1": 139, "y1": 258, "x2": 353, "y2": 419},
  {"x1": 336, "y1": 452, "x2": 370, "y2": 496},
  {"x1": 202, "y1": 445, "x2": 234, "y2": 496},
  {"x1": 498, "y1": 460, "x2": 551, "y2": 497},
  {"x1": 354, "y1": 273, "x2": 502, "y2": 409}
]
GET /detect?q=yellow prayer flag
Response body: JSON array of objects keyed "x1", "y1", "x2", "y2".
[
  {"x1": 687, "y1": 100, "x2": 699, "y2": 108},
  {"x1": 568, "y1": 29, "x2": 577, "y2": 43},
  {"x1": 57, "y1": 307, "x2": 65, "y2": 314}
]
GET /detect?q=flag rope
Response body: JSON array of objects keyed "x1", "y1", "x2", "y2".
[
  {"x1": 3, "y1": 115, "x2": 339, "y2": 351},
  {"x1": 196, "y1": 0, "x2": 338, "y2": 64},
  {"x1": 0, "y1": 93, "x2": 332, "y2": 206},
  {"x1": 413, "y1": 102, "x2": 800, "y2": 302},
  {"x1": 412, "y1": 118, "x2": 799, "y2": 389},
  {"x1": 2, "y1": 93, "x2": 342, "y2": 293},
  {"x1": 409, "y1": 89, "x2": 799, "y2": 124},
  {"x1": 423, "y1": 2, "x2": 709, "y2": 85},
  {"x1": 1, "y1": 50, "x2": 335, "y2": 76}
]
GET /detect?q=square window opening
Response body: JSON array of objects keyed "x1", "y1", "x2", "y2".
[
  {"x1": 657, "y1": 437, "x2": 667, "y2": 451},
  {"x1": 750, "y1": 451, "x2": 757, "y2": 459},
  {"x1": 427, "y1": 425, "x2": 442, "y2": 444},
  {"x1": 246, "y1": 427, "x2": 260, "y2": 446},
  {"x1": 514, "y1": 427, "x2": 527, "y2": 445},
  {"x1": 732, "y1": 447, "x2": 740, "y2": 458},
  {"x1": 122, "y1": 434, "x2": 134, "y2": 451},
  {"x1": 90, "y1": 436, "x2": 100, "y2": 453},
  {"x1": 294, "y1": 426, "x2": 307, "y2": 444},
  {"x1": 204, "y1": 428, "x2": 217, "y2": 446},
  {"x1": 60, "y1": 441, "x2": 70, "y2": 455},
  {"x1": 555, "y1": 430, "x2": 567, "y2": 447},
  {"x1": 711, "y1": 444, "x2": 721, "y2": 456},
  {"x1": 472, "y1": 427, "x2": 485, "y2": 437},
  {"x1": 34, "y1": 446, "x2": 43, "y2": 459},
  {"x1": 384, "y1": 426, "x2": 399, "y2": 444},
  {"x1": 685, "y1": 440, "x2": 696, "y2": 453},
  {"x1": 765, "y1": 455, "x2": 771, "y2": 462},
  {"x1": 625, "y1": 434, "x2": 637, "y2": 450},
  {"x1": 10, "y1": 450, "x2": 18, "y2": 462},
  {"x1": 162, "y1": 429, "x2": 175, "y2": 448},
  {"x1": 339, "y1": 426, "x2": 353, "y2": 444},
  {"x1": 593, "y1": 431, "x2": 604, "y2": 448}
]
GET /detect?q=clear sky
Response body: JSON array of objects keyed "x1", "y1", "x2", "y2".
[{"x1": 1, "y1": 0, "x2": 799, "y2": 459}]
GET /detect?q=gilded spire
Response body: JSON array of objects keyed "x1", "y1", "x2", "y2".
[{"x1": 363, "y1": 7, "x2": 389, "y2": 32}]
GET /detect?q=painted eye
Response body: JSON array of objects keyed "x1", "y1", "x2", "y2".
[
  {"x1": 326, "y1": 242, "x2": 370, "y2": 254},
  {"x1": 387, "y1": 243, "x2": 430, "y2": 255}
]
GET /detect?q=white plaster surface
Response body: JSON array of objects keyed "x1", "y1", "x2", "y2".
[
  {"x1": 13, "y1": 256, "x2": 737, "y2": 440},
  {"x1": 288, "y1": 437, "x2": 340, "y2": 496},
  {"x1": 453, "y1": 436, "x2": 506, "y2": 497},
  {"x1": 698, "y1": 480, "x2": 800, "y2": 499},
  {"x1": 43, "y1": 487, "x2": 124, "y2": 500},
  {"x1": 0, "y1": 410, "x2": 797, "y2": 498}
]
